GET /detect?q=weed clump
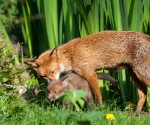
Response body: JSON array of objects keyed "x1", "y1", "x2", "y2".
[{"x1": 0, "y1": 30, "x2": 38, "y2": 117}]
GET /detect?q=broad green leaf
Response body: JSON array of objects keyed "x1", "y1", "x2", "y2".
[
  {"x1": 60, "y1": 90, "x2": 88, "y2": 110},
  {"x1": 3, "y1": 78, "x2": 8, "y2": 82}
]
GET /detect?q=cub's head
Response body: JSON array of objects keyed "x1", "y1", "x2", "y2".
[
  {"x1": 24, "y1": 48, "x2": 65, "y2": 80},
  {"x1": 47, "y1": 77, "x2": 68, "y2": 101}
]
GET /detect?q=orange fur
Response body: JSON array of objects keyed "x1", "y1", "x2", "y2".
[{"x1": 25, "y1": 31, "x2": 150, "y2": 114}]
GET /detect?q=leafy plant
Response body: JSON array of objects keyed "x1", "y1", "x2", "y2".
[
  {"x1": 0, "y1": 28, "x2": 39, "y2": 111},
  {"x1": 60, "y1": 90, "x2": 88, "y2": 111},
  {"x1": 0, "y1": 29, "x2": 37, "y2": 86},
  {"x1": 0, "y1": 0, "x2": 18, "y2": 24}
]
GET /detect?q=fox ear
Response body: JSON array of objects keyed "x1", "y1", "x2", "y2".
[
  {"x1": 61, "y1": 76, "x2": 68, "y2": 87},
  {"x1": 50, "y1": 47, "x2": 58, "y2": 57},
  {"x1": 24, "y1": 60, "x2": 39, "y2": 68}
]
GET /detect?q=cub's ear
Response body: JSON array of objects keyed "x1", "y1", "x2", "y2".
[
  {"x1": 50, "y1": 47, "x2": 58, "y2": 57},
  {"x1": 24, "y1": 60, "x2": 39, "y2": 68},
  {"x1": 61, "y1": 76, "x2": 68, "y2": 87}
]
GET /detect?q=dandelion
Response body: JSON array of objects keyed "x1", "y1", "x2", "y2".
[{"x1": 106, "y1": 114, "x2": 115, "y2": 120}]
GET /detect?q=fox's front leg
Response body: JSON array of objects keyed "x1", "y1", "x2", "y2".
[{"x1": 79, "y1": 69, "x2": 102, "y2": 104}]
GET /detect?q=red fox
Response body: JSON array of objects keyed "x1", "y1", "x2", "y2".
[
  {"x1": 25, "y1": 31, "x2": 150, "y2": 114},
  {"x1": 47, "y1": 72, "x2": 118, "y2": 107}
]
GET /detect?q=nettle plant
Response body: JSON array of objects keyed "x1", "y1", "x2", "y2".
[
  {"x1": 0, "y1": 30, "x2": 37, "y2": 86},
  {"x1": 0, "y1": 30, "x2": 39, "y2": 116}
]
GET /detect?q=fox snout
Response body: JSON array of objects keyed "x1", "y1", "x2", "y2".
[
  {"x1": 47, "y1": 93, "x2": 61, "y2": 101},
  {"x1": 47, "y1": 95, "x2": 56, "y2": 101},
  {"x1": 44, "y1": 77, "x2": 52, "y2": 83},
  {"x1": 47, "y1": 97, "x2": 55, "y2": 101}
]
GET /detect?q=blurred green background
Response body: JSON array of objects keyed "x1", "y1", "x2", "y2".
[{"x1": 0, "y1": 0, "x2": 150, "y2": 111}]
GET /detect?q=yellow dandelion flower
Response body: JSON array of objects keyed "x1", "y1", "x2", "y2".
[{"x1": 106, "y1": 114, "x2": 115, "y2": 120}]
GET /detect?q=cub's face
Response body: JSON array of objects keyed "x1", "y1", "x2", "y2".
[
  {"x1": 24, "y1": 49, "x2": 65, "y2": 80},
  {"x1": 47, "y1": 80, "x2": 67, "y2": 101}
]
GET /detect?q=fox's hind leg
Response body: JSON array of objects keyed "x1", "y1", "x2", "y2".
[{"x1": 127, "y1": 66, "x2": 147, "y2": 115}]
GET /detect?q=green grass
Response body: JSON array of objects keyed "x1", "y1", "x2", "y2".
[{"x1": 0, "y1": 97, "x2": 150, "y2": 125}]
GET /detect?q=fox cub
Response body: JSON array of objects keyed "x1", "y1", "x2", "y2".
[
  {"x1": 47, "y1": 72, "x2": 118, "y2": 107},
  {"x1": 25, "y1": 31, "x2": 150, "y2": 114}
]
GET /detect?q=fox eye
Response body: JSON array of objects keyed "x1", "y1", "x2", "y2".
[
  {"x1": 51, "y1": 68, "x2": 56, "y2": 74},
  {"x1": 52, "y1": 70, "x2": 55, "y2": 74}
]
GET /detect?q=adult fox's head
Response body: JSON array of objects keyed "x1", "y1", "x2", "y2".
[
  {"x1": 24, "y1": 48, "x2": 65, "y2": 80},
  {"x1": 47, "y1": 77, "x2": 68, "y2": 101}
]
